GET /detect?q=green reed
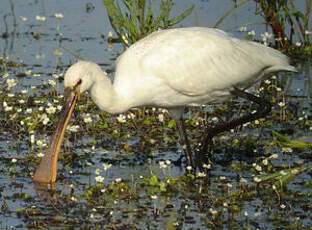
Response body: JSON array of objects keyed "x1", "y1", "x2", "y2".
[{"x1": 103, "y1": 0, "x2": 194, "y2": 46}]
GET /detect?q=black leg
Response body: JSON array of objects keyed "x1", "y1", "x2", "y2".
[
  {"x1": 176, "y1": 118, "x2": 195, "y2": 169},
  {"x1": 196, "y1": 87, "x2": 272, "y2": 161}
]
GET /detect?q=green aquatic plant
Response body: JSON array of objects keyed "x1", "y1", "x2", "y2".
[
  {"x1": 214, "y1": 0, "x2": 250, "y2": 28},
  {"x1": 273, "y1": 131, "x2": 312, "y2": 149},
  {"x1": 103, "y1": 0, "x2": 194, "y2": 46},
  {"x1": 257, "y1": 165, "x2": 312, "y2": 191},
  {"x1": 257, "y1": 0, "x2": 311, "y2": 47},
  {"x1": 216, "y1": 0, "x2": 311, "y2": 49}
]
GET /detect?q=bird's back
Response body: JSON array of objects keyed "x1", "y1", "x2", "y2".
[{"x1": 113, "y1": 27, "x2": 296, "y2": 108}]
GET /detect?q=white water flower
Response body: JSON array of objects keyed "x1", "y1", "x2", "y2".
[
  {"x1": 158, "y1": 114, "x2": 164, "y2": 122},
  {"x1": 48, "y1": 80, "x2": 56, "y2": 86},
  {"x1": 95, "y1": 168, "x2": 101, "y2": 175},
  {"x1": 36, "y1": 15, "x2": 46, "y2": 21},
  {"x1": 36, "y1": 54, "x2": 45, "y2": 59},
  {"x1": 239, "y1": 26, "x2": 247, "y2": 32},
  {"x1": 108, "y1": 31, "x2": 113, "y2": 39},
  {"x1": 67, "y1": 125, "x2": 80, "y2": 132},
  {"x1": 115, "y1": 178, "x2": 122, "y2": 183},
  {"x1": 30, "y1": 134, "x2": 35, "y2": 144},
  {"x1": 37, "y1": 152, "x2": 44, "y2": 158},
  {"x1": 255, "y1": 165, "x2": 262, "y2": 172},
  {"x1": 278, "y1": 102, "x2": 285, "y2": 107},
  {"x1": 5, "y1": 106, "x2": 13, "y2": 112},
  {"x1": 280, "y1": 170, "x2": 287, "y2": 176},
  {"x1": 262, "y1": 159, "x2": 268, "y2": 165},
  {"x1": 295, "y1": 42, "x2": 301, "y2": 47},
  {"x1": 261, "y1": 31, "x2": 272, "y2": 41},
  {"x1": 21, "y1": 16, "x2": 27, "y2": 21},
  {"x1": 25, "y1": 70, "x2": 32, "y2": 77},
  {"x1": 83, "y1": 113, "x2": 92, "y2": 123},
  {"x1": 248, "y1": 30, "x2": 255, "y2": 36},
  {"x1": 127, "y1": 112, "x2": 136, "y2": 119},
  {"x1": 159, "y1": 161, "x2": 167, "y2": 169},
  {"x1": 2, "y1": 72, "x2": 9, "y2": 78},
  {"x1": 270, "y1": 154, "x2": 278, "y2": 159},
  {"x1": 54, "y1": 49, "x2": 62, "y2": 56},
  {"x1": 55, "y1": 13, "x2": 63, "y2": 19},
  {"x1": 203, "y1": 163, "x2": 211, "y2": 169},
  {"x1": 209, "y1": 208, "x2": 218, "y2": 215},
  {"x1": 26, "y1": 108, "x2": 32, "y2": 114},
  {"x1": 117, "y1": 114, "x2": 126, "y2": 123},
  {"x1": 46, "y1": 106, "x2": 56, "y2": 114},
  {"x1": 18, "y1": 99, "x2": 25, "y2": 104},
  {"x1": 6, "y1": 78, "x2": 17, "y2": 88},
  {"x1": 53, "y1": 73, "x2": 60, "y2": 79},
  {"x1": 36, "y1": 140, "x2": 47, "y2": 148},
  {"x1": 95, "y1": 175, "x2": 104, "y2": 183},
  {"x1": 103, "y1": 163, "x2": 112, "y2": 171},
  {"x1": 39, "y1": 113, "x2": 50, "y2": 125},
  {"x1": 121, "y1": 34, "x2": 129, "y2": 45},
  {"x1": 281, "y1": 147, "x2": 293, "y2": 153}
]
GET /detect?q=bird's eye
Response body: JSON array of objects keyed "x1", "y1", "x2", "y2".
[{"x1": 74, "y1": 79, "x2": 82, "y2": 89}]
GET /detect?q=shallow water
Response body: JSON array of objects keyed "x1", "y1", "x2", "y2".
[{"x1": 1, "y1": 0, "x2": 311, "y2": 229}]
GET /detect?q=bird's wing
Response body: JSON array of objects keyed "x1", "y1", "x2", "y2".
[{"x1": 139, "y1": 28, "x2": 291, "y2": 96}]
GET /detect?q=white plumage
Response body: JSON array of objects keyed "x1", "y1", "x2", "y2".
[
  {"x1": 34, "y1": 27, "x2": 297, "y2": 183},
  {"x1": 65, "y1": 27, "x2": 296, "y2": 119}
]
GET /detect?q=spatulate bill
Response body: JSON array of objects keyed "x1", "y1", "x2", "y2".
[{"x1": 33, "y1": 89, "x2": 78, "y2": 183}]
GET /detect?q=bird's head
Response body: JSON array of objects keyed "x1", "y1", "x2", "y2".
[
  {"x1": 64, "y1": 60, "x2": 101, "y2": 95},
  {"x1": 33, "y1": 60, "x2": 101, "y2": 183}
]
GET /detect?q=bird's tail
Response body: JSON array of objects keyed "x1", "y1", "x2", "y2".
[{"x1": 263, "y1": 65, "x2": 298, "y2": 75}]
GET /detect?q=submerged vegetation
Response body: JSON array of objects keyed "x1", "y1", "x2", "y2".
[{"x1": 0, "y1": 0, "x2": 311, "y2": 228}]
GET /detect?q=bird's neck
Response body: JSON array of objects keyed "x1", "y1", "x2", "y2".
[{"x1": 89, "y1": 73, "x2": 130, "y2": 114}]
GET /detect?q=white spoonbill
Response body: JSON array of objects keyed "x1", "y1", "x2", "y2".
[{"x1": 34, "y1": 27, "x2": 297, "y2": 183}]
